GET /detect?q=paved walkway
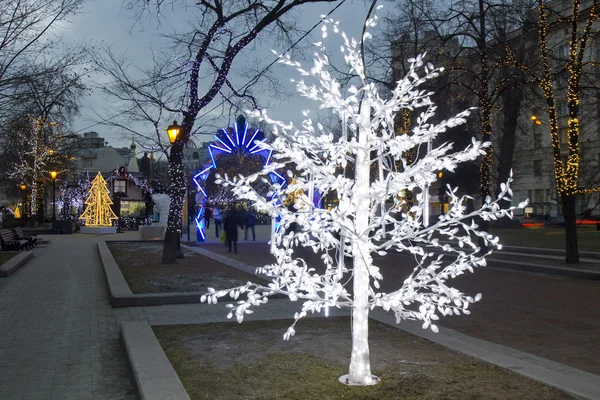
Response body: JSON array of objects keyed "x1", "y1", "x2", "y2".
[
  {"x1": 2, "y1": 230, "x2": 599, "y2": 400},
  {"x1": 0, "y1": 233, "x2": 137, "y2": 400}
]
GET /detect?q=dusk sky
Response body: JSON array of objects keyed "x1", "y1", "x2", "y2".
[{"x1": 62, "y1": 0, "x2": 380, "y2": 149}]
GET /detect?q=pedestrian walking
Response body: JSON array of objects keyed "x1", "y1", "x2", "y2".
[
  {"x1": 245, "y1": 209, "x2": 256, "y2": 241},
  {"x1": 213, "y1": 206, "x2": 222, "y2": 237},
  {"x1": 224, "y1": 205, "x2": 242, "y2": 253},
  {"x1": 188, "y1": 205, "x2": 195, "y2": 225},
  {"x1": 204, "y1": 207, "x2": 211, "y2": 229}
]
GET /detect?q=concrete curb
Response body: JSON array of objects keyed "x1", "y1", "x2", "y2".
[
  {"x1": 181, "y1": 244, "x2": 266, "y2": 279},
  {"x1": 180, "y1": 244, "x2": 287, "y2": 300},
  {"x1": 411, "y1": 247, "x2": 600, "y2": 280},
  {"x1": 0, "y1": 251, "x2": 33, "y2": 277},
  {"x1": 487, "y1": 257, "x2": 600, "y2": 280},
  {"x1": 120, "y1": 301, "x2": 600, "y2": 400},
  {"x1": 116, "y1": 248, "x2": 600, "y2": 400},
  {"x1": 120, "y1": 321, "x2": 190, "y2": 400},
  {"x1": 500, "y1": 245, "x2": 600, "y2": 260},
  {"x1": 370, "y1": 310, "x2": 600, "y2": 400},
  {"x1": 99, "y1": 241, "x2": 263, "y2": 308},
  {"x1": 98, "y1": 241, "x2": 133, "y2": 307}
]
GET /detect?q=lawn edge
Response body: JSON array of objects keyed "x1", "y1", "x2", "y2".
[
  {"x1": 180, "y1": 243, "x2": 266, "y2": 279},
  {"x1": 123, "y1": 311, "x2": 600, "y2": 400},
  {"x1": 99, "y1": 241, "x2": 254, "y2": 308},
  {"x1": 370, "y1": 310, "x2": 600, "y2": 400},
  {"x1": 0, "y1": 251, "x2": 33, "y2": 277},
  {"x1": 487, "y1": 257, "x2": 600, "y2": 280},
  {"x1": 120, "y1": 320, "x2": 190, "y2": 400}
]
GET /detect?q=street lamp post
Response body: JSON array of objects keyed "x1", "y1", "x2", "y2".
[
  {"x1": 187, "y1": 184, "x2": 193, "y2": 242},
  {"x1": 167, "y1": 121, "x2": 184, "y2": 259},
  {"x1": 19, "y1": 183, "x2": 27, "y2": 220},
  {"x1": 50, "y1": 171, "x2": 57, "y2": 220}
]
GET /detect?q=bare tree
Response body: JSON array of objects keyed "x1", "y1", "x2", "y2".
[
  {"x1": 96, "y1": 0, "x2": 343, "y2": 263},
  {"x1": 0, "y1": 53, "x2": 87, "y2": 221},
  {"x1": 516, "y1": 0, "x2": 600, "y2": 263},
  {"x1": 380, "y1": 0, "x2": 538, "y2": 202},
  {"x1": 0, "y1": 0, "x2": 85, "y2": 105}
]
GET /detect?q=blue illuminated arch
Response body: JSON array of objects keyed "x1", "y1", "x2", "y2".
[{"x1": 193, "y1": 116, "x2": 286, "y2": 241}]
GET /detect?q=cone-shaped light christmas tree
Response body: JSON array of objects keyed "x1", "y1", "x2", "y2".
[{"x1": 80, "y1": 172, "x2": 118, "y2": 226}]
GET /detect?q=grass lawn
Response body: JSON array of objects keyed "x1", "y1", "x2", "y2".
[
  {"x1": 0, "y1": 252, "x2": 18, "y2": 266},
  {"x1": 107, "y1": 241, "x2": 265, "y2": 294},
  {"x1": 490, "y1": 226, "x2": 600, "y2": 252},
  {"x1": 154, "y1": 318, "x2": 574, "y2": 400}
]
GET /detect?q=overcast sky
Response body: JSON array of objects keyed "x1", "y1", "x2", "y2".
[{"x1": 62, "y1": 0, "x2": 385, "y2": 149}]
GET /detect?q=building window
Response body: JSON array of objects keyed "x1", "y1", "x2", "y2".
[
  {"x1": 120, "y1": 201, "x2": 146, "y2": 217},
  {"x1": 192, "y1": 151, "x2": 199, "y2": 160},
  {"x1": 533, "y1": 130, "x2": 542, "y2": 149},
  {"x1": 558, "y1": 44, "x2": 569, "y2": 60},
  {"x1": 114, "y1": 180, "x2": 127, "y2": 194},
  {"x1": 84, "y1": 158, "x2": 93, "y2": 168},
  {"x1": 556, "y1": 71, "x2": 568, "y2": 88},
  {"x1": 533, "y1": 160, "x2": 543, "y2": 177},
  {"x1": 557, "y1": 101, "x2": 568, "y2": 117},
  {"x1": 559, "y1": 127, "x2": 568, "y2": 144},
  {"x1": 535, "y1": 188, "x2": 545, "y2": 202}
]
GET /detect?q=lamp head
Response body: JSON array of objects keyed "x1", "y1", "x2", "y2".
[
  {"x1": 19, "y1": 183, "x2": 27, "y2": 190},
  {"x1": 167, "y1": 120, "x2": 181, "y2": 144},
  {"x1": 50, "y1": 171, "x2": 58, "y2": 179}
]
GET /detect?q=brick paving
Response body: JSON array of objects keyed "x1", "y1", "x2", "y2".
[{"x1": 0, "y1": 234, "x2": 136, "y2": 400}]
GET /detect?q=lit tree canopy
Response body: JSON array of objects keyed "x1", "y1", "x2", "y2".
[
  {"x1": 202, "y1": 13, "x2": 522, "y2": 386},
  {"x1": 4, "y1": 116, "x2": 78, "y2": 216}
]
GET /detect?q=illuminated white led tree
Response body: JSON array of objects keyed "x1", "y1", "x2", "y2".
[
  {"x1": 202, "y1": 13, "x2": 523, "y2": 386},
  {"x1": 80, "y1": 172, "x2": 118, "y2": 226}
]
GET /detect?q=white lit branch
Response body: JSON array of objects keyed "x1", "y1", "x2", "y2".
[{"x1": 201, "y1": 14, "x2": 523, "y2": 386}]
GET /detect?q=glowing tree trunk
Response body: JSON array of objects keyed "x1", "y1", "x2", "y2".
[
  {"x1": 533, "y1": 0, "x2": 600, "y2": 263},
  {"x1": 201, "y1": 15, "x2": 521, "y2": 388},
  {"x1": 348, "y1": 100, "x2": 375, "y2": 385},
  {"x1": 162, "y1": 116, "x2": 190, "y2": 264}
]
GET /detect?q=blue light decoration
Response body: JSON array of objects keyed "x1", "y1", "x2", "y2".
[{"x1": 192, "y1": 115, "x2": 287, "y2": 241}]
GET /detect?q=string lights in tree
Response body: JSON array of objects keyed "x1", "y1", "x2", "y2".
[
  {"x1": 79, "y1": 172, "x2": 118, "y2": 226},
  {"x1": 106, "y1": 166, "x2": 154, "y2": 194},
  {"x1": 155, "y1": 1, "x2": 341, "y2": 264},
  {"x1": 58, "y1": 172, "x2": 92, "y2": 218},
  {"x1": 192, "y1": 116, "x2": 286, "y2": 240},
  {"x1": 6, "y1": 117, "x2": 74, "y2": 219},
  {"x1": 532, "y1": 0, "x2": 600, "y2": 263}
]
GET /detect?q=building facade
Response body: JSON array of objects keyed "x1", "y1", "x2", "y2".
[{"x1": 389, "y1": 0, "x2": 600, "y2": 218}]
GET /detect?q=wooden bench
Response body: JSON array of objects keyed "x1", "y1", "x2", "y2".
[
  {"x1": 0, "y1": 229, "x2": 29, "y2": 251},
  {"x1": 13, "y1": 226, "x2": 37, "y2": 247}
]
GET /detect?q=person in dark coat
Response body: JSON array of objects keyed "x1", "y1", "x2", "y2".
[
  {"x1": 224, "y1": 205, "x2": 242, "y2": 253},
  {"x1": 213, "y1": 207, "x2": 222, "y2": 237},
  {"x1": 204, "y1": 207, "x2": 211, "y2": 229},
  {"x1": 244, "y1": 209, "x2": 256, "y2": 241}
]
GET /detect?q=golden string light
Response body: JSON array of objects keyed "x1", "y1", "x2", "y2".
[{"x1": 533, "y1": 0, "x2": 600, "y2": 199}]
